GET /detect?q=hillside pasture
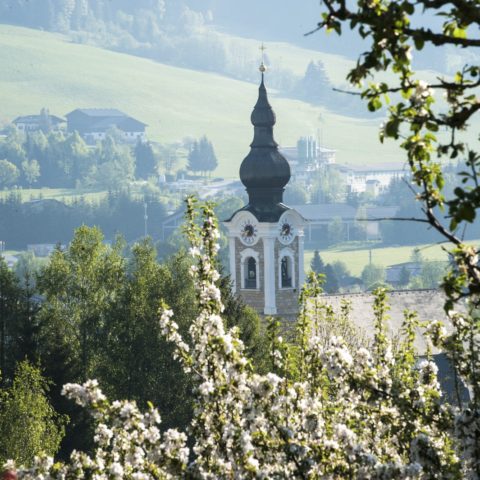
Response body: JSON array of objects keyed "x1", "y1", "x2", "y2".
[{"x1": 0, "y1": 25, "x2": 409, "y2": 178}]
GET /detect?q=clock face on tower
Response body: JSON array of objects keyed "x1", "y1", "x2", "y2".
[
  {"x1": 240, "y1": 220, "x2": 258, "y2": 245},
  {"x1": 278, "y1": 220, "x2": 295, "y2": 244}
]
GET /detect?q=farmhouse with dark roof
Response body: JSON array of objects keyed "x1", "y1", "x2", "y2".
[{"x1": 65, "y1": 108, "x2": 147, "y2": 144}]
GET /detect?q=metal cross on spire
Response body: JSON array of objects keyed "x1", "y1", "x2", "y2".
[{"x1": 259, "y1": 42, "x2": 267, "y2": 73}]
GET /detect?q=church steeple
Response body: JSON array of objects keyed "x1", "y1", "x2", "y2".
[
  {"x1": 239, "y1": 68, "x2": 291, "y2": 221},
  {"x1": 223, "y1": 56, "x2": 307, "y2": 317}
]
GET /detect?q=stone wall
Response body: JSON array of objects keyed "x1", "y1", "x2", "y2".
[{"x1": 322, "y1": 289, "x2": 449, "y2": 354}]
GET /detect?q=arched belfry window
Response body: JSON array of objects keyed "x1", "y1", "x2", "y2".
[
  {"x1": 240, "y1": 248, "x2": 260, "y2": 290},
  {"x1": 281, "y1": 257, "x2": 292, "y2": 288},
  {"x1": 279, "y1": 248, "x2": 295, "y2": 289},
  {"x1": 245, "y1": 257, "x2": 257, "y2": 289}
]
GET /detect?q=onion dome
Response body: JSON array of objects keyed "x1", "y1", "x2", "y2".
[{"x1": 238, "y1": 71, "x2": 291, "y2": 221}]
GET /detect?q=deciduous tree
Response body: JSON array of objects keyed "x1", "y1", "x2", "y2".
[
  {"x1": 0, "y1": 160, "x2": 19, "y2": 189},
  {"x1": 0, "y1": 361, "x2": 65, "y2": 465}
]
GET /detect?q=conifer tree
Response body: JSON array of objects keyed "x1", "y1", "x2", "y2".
[
  {"x1": 310, "y1": 249, "x2": 325, "y2": 274},
  {"x1": 134, "y1": 140, "x2": 157, "y2": 179},
  {"x1": 187, "y1": 136, "x2": 218, "y2": 177}
]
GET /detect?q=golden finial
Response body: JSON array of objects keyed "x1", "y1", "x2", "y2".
[{"x1": 259, "y1": 42, "x2": 267, "y2": 73}]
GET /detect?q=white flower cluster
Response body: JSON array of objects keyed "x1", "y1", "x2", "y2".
[
  {"x1": 12, "y1": 387, "x2": 189, "y2": 479},
  {"x1": 9, "y1": 200, "x2": 480, "y2": 479},
  {"x1": 410, "y1": 80, "x2": 434, "y2": 107}
]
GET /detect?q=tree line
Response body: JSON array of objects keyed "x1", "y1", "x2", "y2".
[
  {"x1": 0, "y1": 124, "x2": 220, "y2": 189},
  {"x1": 0, "y1": 191, "x2": 168, "y2": 249}
]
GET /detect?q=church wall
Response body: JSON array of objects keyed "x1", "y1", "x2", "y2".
[{"x1": 234, "y1": 237, "x2": 265, "y2": 312}]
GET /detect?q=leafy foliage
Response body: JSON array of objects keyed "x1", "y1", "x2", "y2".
[
  {"x1": 0, "y1": 160, "x2": 19, "y2": 189},
  {"x1": 0, "y1": 361, "x2": 65, "y2": 465},
  {"x1": 361, "y1": 263, "x2": 386, "y2": 290}
]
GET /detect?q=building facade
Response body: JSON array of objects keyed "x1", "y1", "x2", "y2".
[{"x1": 223, "y1": 70, "x2": 306, "y2": 317}]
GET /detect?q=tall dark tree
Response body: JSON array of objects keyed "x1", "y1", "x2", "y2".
[
  {"x1": 310, "y1": 251, "x2": 338, "y2": 293},
  {"x1": 134, "y1": 140, "x2": 157, "y2": 179},
  {"x1": 310, "y1": 250, "x2": 325, "y2": 274},
  {"x1": 199, "y1": 136, "x2": 218, "y2": 176},
  {"x1": 324, "y1": 264, "x2": 339, "y2": 293},
  {"x1": 187, "y1": 140, "x2": 201, "y2": 175},
  {"x1": 187, "y1": 136, "x2": 218, "y2": 177},
  {"x1": 0, "y1": 257, "x2": 20, "y2": 382},
  {"x1": 297, "y1": 60, "x2": 331, "y2": 104}
]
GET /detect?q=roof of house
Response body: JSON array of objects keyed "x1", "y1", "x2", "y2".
[
  {"x1": 291, "y1": 204, "x2": 399, "y2": 222},
  {"x1": 66, "y1": 108, "x2": 127, "y2": 117},
  {"x1": 292, "y1": 203, "x2": 357, "y2": 221},
  {"x1": 333, "y1": 162, "x2": 408, "y2": 173},
  {"x1": 65, "y1": 109, "x2": 147, "y2": 130},
  {"x1": 13, "y1": 114, "x2": 65, "y2": 124}
]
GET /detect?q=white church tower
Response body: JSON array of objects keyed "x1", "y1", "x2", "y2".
[{"x1": 224, "y1": 66, "x2": 306, "y2": 316}]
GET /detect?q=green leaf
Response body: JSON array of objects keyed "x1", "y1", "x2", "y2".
[
  {"x1": 458, "y1": 202, "x2": 476, "y2": 222},
  {"x1": 403, "y1": 2, "x2": 414, "y2": 15},
  {"x1": 414, "y1": 36, "x2": 424, "y2": 50},
  {"x1": 452, "y1": 27, "x2": 467, "y2": 39}
]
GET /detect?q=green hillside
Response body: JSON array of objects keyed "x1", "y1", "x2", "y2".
[{"x1": 0, "y1": 25, "x2": 440, "y2": 178}]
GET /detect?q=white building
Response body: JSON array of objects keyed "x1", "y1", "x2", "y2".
[
  {"x1": 280, "y1": 136, "x2": 336, "y2": 185},
  {"x1": 332, "y1": 161, "x2": 408, "y2": 195}
]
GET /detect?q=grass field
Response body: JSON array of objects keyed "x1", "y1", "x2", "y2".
[
  {"x1": 0, "y1": 187, "x2": 108, "y2": 203},
  {"x1": 0, "y1": 24, "x2": 417, "y2": 178},
  {"x1": 305, "y1": 240, "x2": 480, "y2": 276}
]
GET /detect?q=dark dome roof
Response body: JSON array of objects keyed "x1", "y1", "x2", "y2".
[
  {"x1": 239, "y1": 76, "x2": 291, "y2": 217},
  {"x1": 240, "y1": 149, "x2": 291, "y2": 189}
]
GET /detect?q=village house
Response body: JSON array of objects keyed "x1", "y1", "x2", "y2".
[
  {"x1": 331, "y1": 161, "x2": 408, "y2": 195},
  {"x1": 13, "y1": 113, "x2": 65, "y2": 132},
  {"x1": 65, "y1": 108, "x2": 147, "y2": 144}
]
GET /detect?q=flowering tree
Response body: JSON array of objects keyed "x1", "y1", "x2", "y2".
[
  {"x1": 6, "y1": 196, "x2": 479, "y2": 479},
  {"x1": 311, "y1": 0, "x2": 480, "y2": 309}
]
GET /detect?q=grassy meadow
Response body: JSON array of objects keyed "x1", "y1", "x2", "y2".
[
  {"x1": 0, "y1": 24, "x2": 414, "y2": 178},
  {"x1": 0, "y1": 187, "x2": 108, "y2": 203}
]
